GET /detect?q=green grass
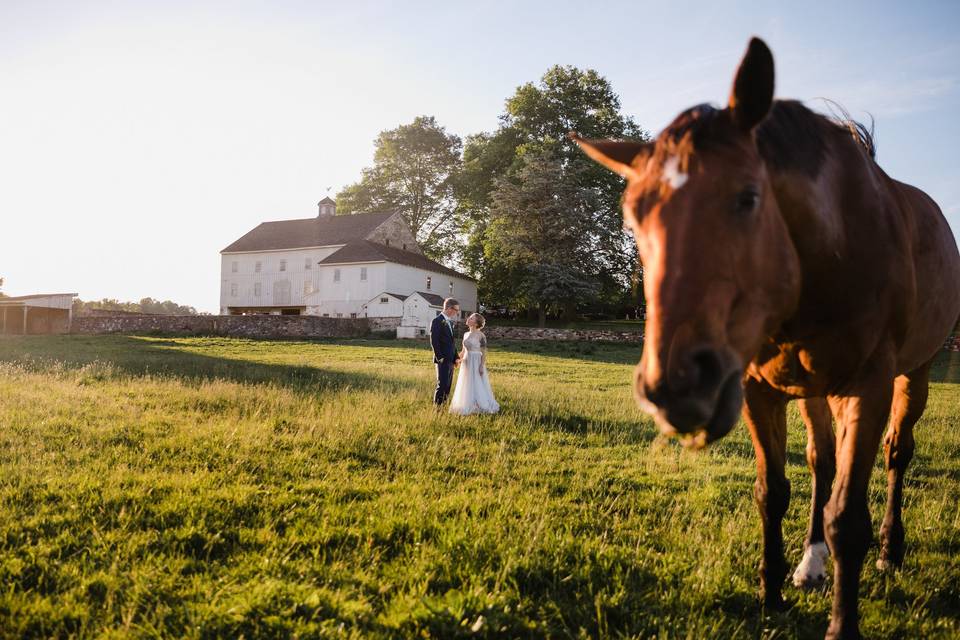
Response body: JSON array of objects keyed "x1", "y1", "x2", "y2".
[{"x1": 0, "y1": 335, "x2": 957, "y2": 639}]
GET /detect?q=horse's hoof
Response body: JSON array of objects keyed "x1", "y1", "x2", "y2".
[
  {"x1": 876, "y1": 546, "x2": 904, "y2": 572},
  {"x1": 792, "y1": 542, "x2": 829, "y2": 590}
]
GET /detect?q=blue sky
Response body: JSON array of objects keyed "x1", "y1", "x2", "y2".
[{"x1": 2, "y1": 0, "x2": 958, "y2": 312}]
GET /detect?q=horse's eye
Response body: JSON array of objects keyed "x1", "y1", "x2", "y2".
[{"x1": 734, "y1": 188, "x2": 760, "y2": 215}]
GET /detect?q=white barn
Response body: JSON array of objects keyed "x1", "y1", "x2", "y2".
[{"x1": 219, "y1": 198, "x2": 477, "y2": 322}]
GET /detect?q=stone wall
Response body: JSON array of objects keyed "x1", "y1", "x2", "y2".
[
  {"x1": 482, "y1": 326, "x2": 644, "y2": 343},
  {"x1": 945, "y1": 333, "x2": 959, "y2": 352},
  {"x1": 71, "y1": 314, "x2": 371, "y2": 339},
  {"x1": 367, "y1": 316, "x2": 402, "y2": 332}
]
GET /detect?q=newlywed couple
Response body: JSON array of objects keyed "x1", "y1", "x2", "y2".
[{"x1": 430, "y1": 298, "x2": 500, "y2": 415}]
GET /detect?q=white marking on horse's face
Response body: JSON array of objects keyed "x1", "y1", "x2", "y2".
[
  {"x1": 661, "y1": 155, "x2": 688, "y2": 190},
  {"x1": 792, "y1": 542, "x2": 829, "y2": 589}
]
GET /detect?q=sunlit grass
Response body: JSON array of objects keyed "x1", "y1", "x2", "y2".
[{"x1": 0, "y1": 336, "x2": 957, "y2": 638}]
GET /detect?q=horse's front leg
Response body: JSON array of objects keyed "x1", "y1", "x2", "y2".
[
  {"x1": 824, "y1": 368, "x2": 894, "y2": 640},
  {"x1": 793, "y1": 397, "x2": 836, "y2": 589},
  {"x1": 742, "y1": 377, "x2": 791, "y2": 609}
]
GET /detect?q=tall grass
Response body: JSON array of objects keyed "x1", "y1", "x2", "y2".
[{"x1": 0, "y1": 336, "x2": 957, "y2": 638}]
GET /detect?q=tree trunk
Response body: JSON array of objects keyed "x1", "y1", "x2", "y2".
[
  {"x1": 562, "y1": 300, "x2": 577, "y2": 322},
  {"x1": 538, "y1": 302, "x2": 546, "y2": 328}
]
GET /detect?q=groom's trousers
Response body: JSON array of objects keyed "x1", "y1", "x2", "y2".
[{"x1": 434, "y1": 361, "x2": 455, "y2": 405}]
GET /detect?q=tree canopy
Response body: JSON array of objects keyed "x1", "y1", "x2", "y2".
[
  {"x1": 457, "y1": 65, "x2": 648, "y2": 320},
  {"x1": 336, "y1": 116, "x2": 462, "y2": 261}
]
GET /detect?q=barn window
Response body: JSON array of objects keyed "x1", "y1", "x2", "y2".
[
  {"x1": 360, "y1": 267, "x2": 367, "y2": 281},
  {"x1": 350, "y1": 313, "x2": 357, "y2": 318},
  {"x1": 403, "y1": 243, "x2": 407, "y2": 250},
  {"x1": 385, "y1": 239, "x2": 390, "y2": 246},
  {"x1": 449, "y1": 281, "x2": 454, "y2": 295},
  {"x1": 279, "y1": 259, "x2": 287, "y2": 272},
  {"x1": 304, "y1": 258, "x2": 312, "y2": 270},
  {"x1": 230, "y1": 283, "x2": 238, "y2": 297},
  {"x1": 426, "y1": 276, "x2": 432, "y2": 290},
  {"x1": 255, "y1": 261, "x2": 262, "y2": 273},
  {"x1": 322, "y1": 313, "x2": 329, "y2": 317},
  {"x1": 334, "y1": 269, "x2": 341, "y2": 282},
  {"x1": 254, "y1": 282, "x2": 262, "y2": 297},
  {"x1": 231, "y1": 261, "x2": 238, "y2": 273},
  {"x1": 336, "y1": 313, "x2": 343, "y2": 318},
  {"x1": 380, "y1": 297, "x2": 389, "y2": 303}
]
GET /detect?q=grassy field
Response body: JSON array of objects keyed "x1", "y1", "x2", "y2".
[{"x1": 0, "y1": 335, "x2": 957, "y2": 639}]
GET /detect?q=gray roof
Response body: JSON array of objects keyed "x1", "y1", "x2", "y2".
[
  {"x1": 367, "y1": 292, "x2": 409, "y2": 303},
  {"x1": 221, "y1": 212, "x2": 396, "y2": 253},
  {"x1": 411, "y1": 291, "x2": 446, "y2": 306},
  {"x1": 318, "y1": 240, "x2": 475, "y2": 281},
  {"x1": 0, "y1": 293, "x2": 78, "y2": 302}
]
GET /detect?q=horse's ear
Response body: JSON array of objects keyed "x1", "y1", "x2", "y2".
[
  {"x1": 729, "y1": 37, "x2": 775, "y2": 131},
  {"x1": 569, "y1": 133, "x2": 650, "y2": 179}
]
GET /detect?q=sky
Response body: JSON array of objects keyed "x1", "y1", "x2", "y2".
[{"x1": 2, "y1": 0, "x2": 958, "y2": 312}]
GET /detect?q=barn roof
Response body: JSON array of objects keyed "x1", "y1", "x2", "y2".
[
  {"x1": 221, "y1": 212, "x2": 396, "y2": 253},
  {"x1": 318, "y1": 240, "x2": 475, "y2": 281}
]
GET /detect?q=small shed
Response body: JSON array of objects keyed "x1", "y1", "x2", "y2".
[
  {"x1": 363, "y1": 292, "x2": 407, "y2": 318},
  {"x1": 397, "y1": 291, "x2": 445, "y2": 338},
  {"x1": 0, "y1": 293, "x2": 77, "y2": 335}
]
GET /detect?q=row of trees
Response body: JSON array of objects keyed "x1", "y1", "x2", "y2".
[
  {"x1": 73, "y1": 298, "x2": 202, "y2": 316},
  {"x1": 337, "y1": 66, "x2": 649, "y2": 324}
]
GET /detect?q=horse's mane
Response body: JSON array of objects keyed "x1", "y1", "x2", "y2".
[{"x1": 659, "y1": 100, "x2": 877, "y2": 178}]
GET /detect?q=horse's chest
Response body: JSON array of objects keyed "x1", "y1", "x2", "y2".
[{"x1": 748, "y1": 340, "x2": 832, "y2": 398}]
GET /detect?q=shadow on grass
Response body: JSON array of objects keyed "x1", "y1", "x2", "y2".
[{"x1": 0, "y1": 334, "x2": 413, "y2": 397}]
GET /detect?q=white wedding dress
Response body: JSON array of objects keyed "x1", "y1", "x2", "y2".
[{"x1": 449, "y1": 330, "x2": 500, "y2": 415}]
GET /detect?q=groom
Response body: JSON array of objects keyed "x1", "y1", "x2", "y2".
[{"x1": 430, "y1": 298, "x2": 461, "y2": 406}]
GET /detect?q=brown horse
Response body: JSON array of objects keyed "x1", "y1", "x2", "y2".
[{"x1": 573, "y1": 38, "x2": 960, "y2": 639}]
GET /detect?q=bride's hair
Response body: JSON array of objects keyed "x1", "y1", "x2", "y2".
[{"x1": 468, "y1": 312, "x2": 486, "y2": 329}]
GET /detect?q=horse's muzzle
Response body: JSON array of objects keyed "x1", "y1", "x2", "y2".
[{"x1": 634, "y1": 346, "x2": 744, "y2": 448}]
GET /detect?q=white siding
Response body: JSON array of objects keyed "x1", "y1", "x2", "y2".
[
  {"x1": 308, "y1": 262, "x2": 387, "y2": 317},
  {"x1": 362, "y1": 294, "x2": 405, "y2": 318},
  {"x1": 219, "y1": 246, "x2": 340, "y2": 313},
  {"x1": 402, "y1": 293, "x2": 443, "y2": 330}
]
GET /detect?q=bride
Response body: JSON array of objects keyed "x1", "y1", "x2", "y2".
[{"x1": 449, "y1": 313, "x2": 500, "y2": 415}]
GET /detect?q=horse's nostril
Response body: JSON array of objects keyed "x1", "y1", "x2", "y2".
[
  {"x1": 641, "y1": 378, "x2": 667, "y2": 407},
  {"x1": 690, "y1": 348, "x2": 724, "y2": 393}
]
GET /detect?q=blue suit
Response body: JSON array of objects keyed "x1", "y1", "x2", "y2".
[{"x1": 430, "y1": 313, "x2": 459, "y2": 405}]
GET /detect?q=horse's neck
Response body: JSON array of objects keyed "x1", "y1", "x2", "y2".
[{"x1": 771, "y1": 139, "x2": 890, "y2": 264}]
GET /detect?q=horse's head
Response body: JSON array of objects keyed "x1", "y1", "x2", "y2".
[{"x1": 574, "y1": 38, "x2": 801, "y2": 447}]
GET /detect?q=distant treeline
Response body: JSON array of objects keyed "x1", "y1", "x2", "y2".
[{"x1": 73, "y1": 298, "x2": 204, "y2": 316}]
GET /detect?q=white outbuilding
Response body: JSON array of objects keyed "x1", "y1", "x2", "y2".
[{"x1": 397, "y1": 291, "x2": 446, "y2": 338}]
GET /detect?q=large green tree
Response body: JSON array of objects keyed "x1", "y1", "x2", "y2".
[
  {"x1": 457, "y1": 66, "x2": 648, "y2": 316},
  {"x1": 336, "y1": 116, "x2": 462, "y2": 261},
  {"x1": 486, "y1": 151, "x2": 600, "y2": 325}
]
